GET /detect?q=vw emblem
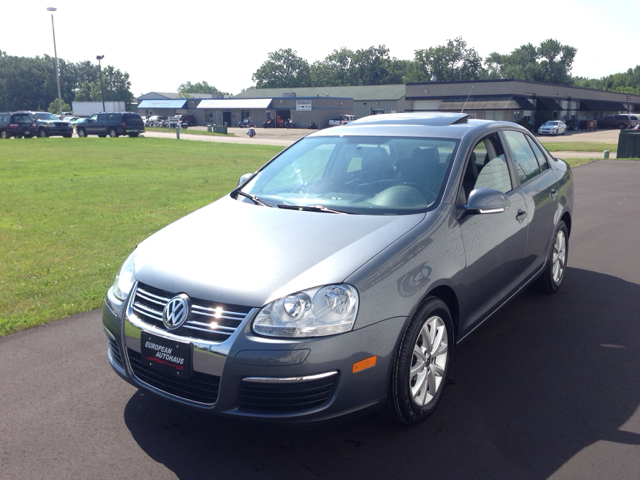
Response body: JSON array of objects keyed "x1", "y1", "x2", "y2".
[{"x1": 162, "y1": 294, "x2": 190, "y2": 330}]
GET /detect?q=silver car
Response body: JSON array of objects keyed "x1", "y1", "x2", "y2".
[
  {"x1": 537, "y1": 120, "x2": 567, "y2": 135},
  {"x1": 103, "y1": 113, "x2": 573, "y2": 425}
]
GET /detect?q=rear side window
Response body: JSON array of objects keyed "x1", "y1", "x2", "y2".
[
  {"x1": 123, "y1": 114, "x2": 141, "y2": 121},
  {"x1": 503, "y1": 130, "x2": 541, "y2": 184},
  {"x1": 13, "y1": 114, "x2": 32, "y2": 124}
]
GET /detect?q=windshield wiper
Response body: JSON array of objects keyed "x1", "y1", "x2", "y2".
[
  {"x1": 235, "y1": 190, "x2": 272, "y2": 207},
  {"x1": 277, "y1": 204, "x2": 353, "y2": 214}
]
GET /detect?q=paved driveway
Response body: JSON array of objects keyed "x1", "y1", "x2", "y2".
[{"x1": 1, "y1": 161, "x2": 638, "y2": 479}]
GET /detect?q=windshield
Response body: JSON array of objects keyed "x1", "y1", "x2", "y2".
[
  {"x1": 545, "y1": 121, "x2": 560, "y2": 126},
  {"x1": 240, "y1": 135, "x2": 458, "y2": 215},
  {"x1": 34, "y1": 113, "x2": 58, "y2": 121}
]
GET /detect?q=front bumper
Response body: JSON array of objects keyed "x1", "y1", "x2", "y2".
[
  {"x1": 102, "y1": 286, "x2": 404, "y2": 423},
  {"x1": 43, "y1": 126, "x2": 73, "y2": 136}
]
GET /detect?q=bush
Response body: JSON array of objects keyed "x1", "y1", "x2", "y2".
[{"x1": 516, "y1": 118, "x2": 534, "y2": 132}]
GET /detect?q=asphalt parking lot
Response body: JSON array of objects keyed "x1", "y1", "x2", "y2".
[{"x1": 1, "y1": 160, "x2": 638, "y2": 479}]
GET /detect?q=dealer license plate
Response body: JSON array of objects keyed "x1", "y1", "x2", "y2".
[
  {"x1": 141, "y1": 332, "x2": 191, "y2": 379},
  {"x1": 25, "y1": 131, "x2": 30, "y2": 135}
]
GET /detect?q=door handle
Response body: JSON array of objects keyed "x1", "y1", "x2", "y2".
[
  {"x1": 550, "y1": 189, "x2": 558, "y2": 199},
  {"x1": 516, "y1": 209, "x2": 527, "y2": 223}
]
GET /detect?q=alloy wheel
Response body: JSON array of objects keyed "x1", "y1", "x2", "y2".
[
  {"x1": 409, "y1": 315, "x2": 449, "y2": 407},
  {"x1": 552, "y1": 229, "x2": 566, "y2": 284}
]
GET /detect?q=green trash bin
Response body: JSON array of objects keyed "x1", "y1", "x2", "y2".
[
  {"x1": 213, "y1": 125, "x2": 227, "y2": 134},
  {"x1": 207, "y1": 124, "x2": 212, "y2": 132},
  {"x1": 617, "y1": 130, "x2": 640, "y2": 158}
]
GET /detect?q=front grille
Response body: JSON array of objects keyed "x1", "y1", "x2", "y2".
[
  {"x1": 107, "y1": 336, "x2": 124, "y2": 369},
  {"x1": 127, "y1": 348, "x2": 220, "y2": 404},
  {"x1": 131, "y1": 283, "x2": 252, "y2": 342},
  {"x1": 237, "y1": 374, "x2": 338, "y2": 413}
]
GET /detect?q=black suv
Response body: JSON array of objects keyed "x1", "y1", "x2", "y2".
[
  {"x1": 14, "y1": 111, "x2": 73, "y2": 138},
  {"x1": 76, "y1": 112, "x2": 145, "y2": 137},
  {"x1": 0, "y1": 112, "x2": 37, "y2": 138}
]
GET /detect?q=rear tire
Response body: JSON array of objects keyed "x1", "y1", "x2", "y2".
[
  {"x1": 38, "y1": 129, "x2": 48, "y2": 138},
  {"x1": 387, "y1": 297, "x2": 453, "y2": 425},
  {"x1": 533, "y1": 220, "x2": 568, "y2": 294},
  {"x1": 129, "y1": 133, "x2": 138, "y2": 137},
  {"x1": 0, "y1": 129, "x2": 8, "y2": 139}
]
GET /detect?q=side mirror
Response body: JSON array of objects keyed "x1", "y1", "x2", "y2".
[
  {"x1": 464, "y1": 187, "x2": 510, "y2": 214},
  {"x1": 237, "y1": 173, "x2": 253, "y2": 187}
]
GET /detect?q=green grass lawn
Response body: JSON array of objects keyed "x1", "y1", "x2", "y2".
[
  {"x1": 0, "y1": 137, "x2": 282, "y2": 336},
  {"x1": 539, "y1": 142, "x2": 617, "y2": 152}
]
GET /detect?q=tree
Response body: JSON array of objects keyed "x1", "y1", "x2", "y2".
[
  {"x1": 74, "y1": 65, "x2": 134, "y2": 104},
  {"x1": 310, "y1": 47, "x2": 356, "y2": 86},
  {"x1": 48, "y1": 99, "x2": 71, "y2": 114},
  {"x1": 0, "y1": 52, "x2": 134, "y2": 110},
  {"x1": 599, "y1": 66, "x2": 640, "y2": 95},
  {"x1": 485, "y1": 39, "x2": 576, "y2": 85},
  {"x1": 177, "y1": 81, "x2": 228, "y2": 97},
  {"x1": 408, "y1": 37, "x2": 485, "y2": 82},
  {"x1": 310, "y1": 45, "x2": 409, "y2": 87},
  {"x1": 350, "y1": 45, "x2": 404, "y2": 85},
  {"x1": 252, "y1": 49, "x2": 311, "y2": 88}
]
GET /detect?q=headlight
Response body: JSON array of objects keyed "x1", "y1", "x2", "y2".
[
  {"x1": 112, "y1": 251, "x2": 136, "y2": 301},
  {"x1": 253, "y1": 284, "x2": 359, "y2": 338}
]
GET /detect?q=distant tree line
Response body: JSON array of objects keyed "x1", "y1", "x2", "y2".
[
  {"x1": 177, "y1": 81, "x2": 229, "y2": 98},
  {"x1": 0, "y1": 50, "x2": 134, "y2": 112},
  {"x1": 251, "y1": 38, "x2": 640, "y2": 96}
]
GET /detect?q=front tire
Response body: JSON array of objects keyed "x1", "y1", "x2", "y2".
[
  {"x1": 388, "y1": 297, "x2": 453, "y2": 425},
  {"x1": 77, "y1": 128, "x2": 87, "y2": 137},
  {"x1": 109, "y1": 128, "x2": 118, "y2": 138},
  {"x1": 0, "y1": 129, "x2": 8, "y2": 139},
  {"x1": 533, "y1": 220, "x2": 568, "y2": 293}
]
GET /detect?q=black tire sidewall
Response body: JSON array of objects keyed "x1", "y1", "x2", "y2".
[{"x1": 390, "y1": 297, "x2": 453, "y2": 424}]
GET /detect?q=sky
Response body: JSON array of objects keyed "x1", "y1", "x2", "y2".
[{"x1": 2, "y1": 0, "x2": 639, "y2": 97}]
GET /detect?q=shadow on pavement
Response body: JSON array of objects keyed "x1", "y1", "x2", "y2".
[{"x1": 124, "y1": 267, "x2": 640, "y2": 479}]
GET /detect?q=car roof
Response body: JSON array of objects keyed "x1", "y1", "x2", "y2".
[{"x1": 310, "y1": 112, "x2": 522, "y2": 140}]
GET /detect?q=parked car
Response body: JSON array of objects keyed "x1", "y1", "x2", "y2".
[
  {"x1": 14, "y1": 111, "x2": 73, "y2": 138},
  {"x1": 329, "y1": 114, "x2": 356, "y2": 126},
  {"x1": 176, "y1": 114, "x2": 197, "y2": 126},
  {"x1": 537, "y1": 120, "x2": 567, "y2": 135},
  {"x1": 103, "y1": 112, "x2": 573, "y2": 425},
  {"x1": 76, "y1": 112, "x2": 145, "y2": 137},
  {"x1": 0, "y1": 112, "x2": 37, "y2": 138},
  {"x1": 145, "y1": 115, "x2": 168, "y2": 127},
  {"x1": 597, "y1": 114, "x2": 639, "y2": 129}
]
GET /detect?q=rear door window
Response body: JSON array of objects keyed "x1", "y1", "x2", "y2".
[{"x1": 503, "y1": 130, "x2": 541, "y2": 184}]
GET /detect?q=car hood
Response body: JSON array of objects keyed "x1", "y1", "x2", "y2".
[{"x1": 134, "y1": 195, "x2": 425, "y2": 307}]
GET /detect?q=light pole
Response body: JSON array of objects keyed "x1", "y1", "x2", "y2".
[
  {"x1": 47, "y1": 7, "x2": 63, "y2": 117},
  {"x1": 96, "y1": 55, "x2": 106, "y2": 112}
]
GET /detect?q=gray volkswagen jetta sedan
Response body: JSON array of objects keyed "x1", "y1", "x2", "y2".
[{"x1": 103, "y1": 112, "x2": 573, "y2": 425}]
